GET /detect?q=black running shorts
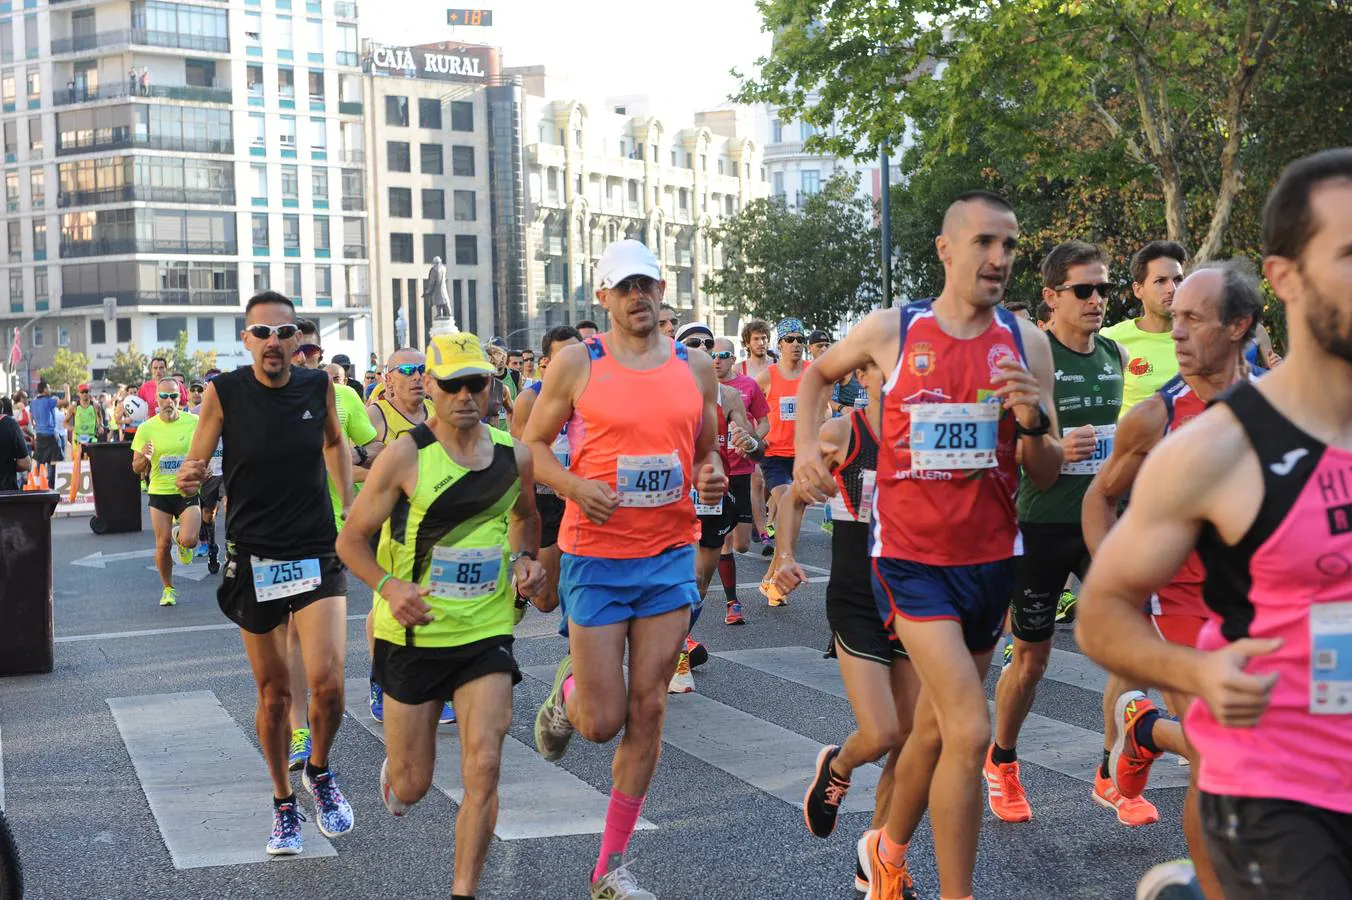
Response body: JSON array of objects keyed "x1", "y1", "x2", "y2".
[
  {"x1": 373, "y1": 634, "x2": 522, "y2": 706},
  {"x1": 147, "y1": 492, "x2": 201, "y2": 518},
  {"x1": 217, "y1": 549, "x2": 346, "y2": 634},
  {"x1": 1011, "y1": 523, "x2": 1089, "y2": 643},
  {"x1": 726, "y1": 473, "x2": 753, "y2": 525},
  {"x1": 1199, "y1": 792, "x2": 1352, "y2": 899},
  {"x1": 537, "y1": 492, "x2": 565, "y2": 548},
  {"x1": 698, "y1": 495, "x2": 738, "y2": 549},
  {"x1": 829, "y1": 522, "x2": 906, "y2": 664},
  {"x1": 200, "y1": 474, "x2": 224, "y2": 510}
]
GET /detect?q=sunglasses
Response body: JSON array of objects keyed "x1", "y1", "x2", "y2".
[
  {"x1": 246, "y1": 323, "x2": 302, "y2": 340},
  {"x1": 295, "y1": 345, "x2": 323, "y2": 357},
  {"x1": 1055, "y1": 282, "x2": 1115, "y2": 301},
  {"x1": 711, "y1": 350, "x2": 734, "y2": 360},
  {"x1": 780, "y1": 335, "x2": 806, "y2": 344},
  {"x1": 436, "y1": 374, "x2": 490, "y2": 395},
  {"x1": 683, "y1": 338, "x2": 714, "y2": 350},
  {"x1": 157, "y1": 391, "x2": 178, "y2": 400},
  {"x1": 611, "y1": 275, "x2": 658, "y2": 295},
  {"x1": 389, "y1": 363, "x2": 426, "y2": 377}
]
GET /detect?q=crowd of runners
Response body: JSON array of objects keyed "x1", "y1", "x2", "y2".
[{"x1": 96, "y1": 148, "x2": 1352, "y2": 899}]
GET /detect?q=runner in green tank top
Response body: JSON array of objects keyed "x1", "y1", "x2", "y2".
[
  {"x1": 337, "y1": 332, "x2": 547, "y2": 900},
  {"x1": 985, "y1": 242, "x2": 1159, "y2": 829}
]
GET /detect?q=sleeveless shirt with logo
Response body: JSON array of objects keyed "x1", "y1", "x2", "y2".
[{"x1": 764, "y1": 363, "x2": 807, "y2": 458}]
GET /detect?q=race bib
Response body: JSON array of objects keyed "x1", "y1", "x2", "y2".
[
  {"x1": 692, "y1": 488, "x2": 723, "y2": 517},
  {"x1": 158, "y1": 454, "x2": 185, "y2": 475},
  {"x1": 209, "y1": 441, "x2": 224, "y2": 477},
  {"x1": 77, "y1": 434, "x2": 94, "y2": 444},
  {"x1": 828, "y1": 469, "x2": 876, "y2": 523},
  {"x1": 616, "y1": 453, "x2": 683, "y2": 507},
  {"x1": 428, "y1": 545, "x2": 503, "y2": 600},
  {"x1": 252, "y1": 557, "x2": 321, "y2": 603},
  {"x1": 779, "y1": 396, "x2": 797, "y2": 422},
  {"x1": 1310, "y1": 600, "x2": 1352, "y2": 715},
  {"x1": 908, "y1": 403, "x2": 1000, "y2": 472},
  {"x1": 1060, "y1": 424, "x2": 1117, "y2": 476},
  {"x1": 853, "y1": 394, "x2": 869, "y2": 409}
]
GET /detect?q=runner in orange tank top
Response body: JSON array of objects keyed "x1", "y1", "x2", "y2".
[
  {"x1": 522, "y1": 239, "x2": 726, "y2": 898},
  {"x1": 755, "y1": 318, "x2": 810, "y2": 605}
]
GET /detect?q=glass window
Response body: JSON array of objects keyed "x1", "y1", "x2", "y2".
[
  {"x1": 2, "y1": 74, "x2": 15, "y2": 109},
  {"x1": 22, "y1": 16, "x2": 36, "y2": 56},
  {"x1": 9, "y1": 271, "x2": 21, "y2": 303},
  {"x1": 90, "y1": 318, "x2": 106, "y2": 344},
  {"x1": 25, "y1": 67, "x2": 38, "y2": 103},
  {"x1": 116, "y1": 317, "x2": 131, "y2": 342},
  {"x1": 308, "y1": 70, "x2": 324, "y2": 101},
  {"x1": 449, "y1": 101, "x2": 473, "y2": 131},
  {"x1": 250, "y1": 112, "x2": 266, "y2": 147},
  {"x1": 278, "y1": 66, "x2": 295, "y2": 99},
  {"x1": 276, "y1": 15, "x2": 293, "y2": 49},
  {"x1": 197, "y1": 317, "x2": 214, "y2": 341},
  {"x1": 8, "y1": 220, "x2": 20, "y2": 261},
  {"x1": 32, "y1": 218, "x2": 45, "y2": 253},
  {"x1": 388, "y1": 187, "x2": 411, "y2": 218},
  {"x1": 387, "y1": 141, "x2": 410, "y2": 172},
  {"x1": 244, "y1": 11, "x2": 262, "y2": 44},
  {"x1": 312, "y1": 167, "x2": 328, "y2": 202},
  {"x1": 451, "y1": 145, "x2": 474, "y2": 176},
  {"x1": 454, "y1": 234, "x2": 477, "y2": 266},
  {"x1": 421, "y1": 189, "x2": 444, "y2": 220},
  {"x1": 800, "y1": 169, "x2": 820, "y2": 196},
  {"x1": 29, "y1": 169, "x2": 42, "y2": 205},
  {"x1": 389, "y1": 232, "x2": 413, "y2": 263},
  {"x1": 283, "y1": 214, "x2": 300, "y2": 249},
  {"x1": 313, "y1": 216, "x2": 329, "y2": 251},
  {"x1": 315, "y1": 264, "x2": 331, "y2": 296},
  {"x1": 800, "y1": 121, "x2": 817, "y2": 141},
  {"x1": 33, "y1": 266, "x2": 46, "y2": 298},
  {"x1": 420, "y1": 143, "x2": 443, "y2": 174},
  {"x1": 342, "y1": 216, "x2": 364, "y2": 257},
  {"x1": 247, "y1": 63, "x2": 263, "y2": 97},
  {"x1": 422, "y1": 232, "x2": 445, "y2": 264},
  {"x1": 252, "y1": 212, "x2": 269, "y2": 247},
  {"x1": 285, "y1": 263, "x2": 301, "y2": 297},
  {"x1": 252, "y1": 163, "x2": 268, "y2": 199},
  {"x1": 279, "y1": 115, "x2": 296, "y2": 147},
  {"x1": 310, "y1": 118, "x2": 326, "y2": 150},
  {"x1": 418, "y1": 98, "x2": 441, "y2": 129},
  {"x1": 157, "y1": 317, "x2": 187, "y2": 342},
  {"x1": 338, "y1": 24, "x2": 357, "y2": 54},
  {"x1": 253, "y1": 264, "x2": 270, "y2": 291},
  {"x1": 27, "y1": 116, "x2": 41, "y2": 153},
  {"x1": 280, "y1": 165, "x2": 298, "y2": 200},
  {"x1": 307, "y1": 18, "x2": 323, "y2": 52},
  {"x1": 385, "y1": 95, "x2": 408, "y2": 127},
  {"x1": 453, "y1": 190, "x2": 475, "y2": 222},
  {"x1": 0, "y1": 23, "x2": 11, "y2": 63}
]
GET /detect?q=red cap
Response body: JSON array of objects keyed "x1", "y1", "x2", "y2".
[{"x1": 77, "y1": 383, "x2": 90, "y2": 392}]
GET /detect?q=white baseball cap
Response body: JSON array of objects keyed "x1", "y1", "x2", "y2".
[{"x1": 595, "y1": 239, "x2": 661, "y2": 290}]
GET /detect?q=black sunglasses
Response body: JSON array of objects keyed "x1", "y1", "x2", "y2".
[
  {"x1": 436, "y1": 374, "x2": 490, "y2": 395},
  {"x1": 612, "y1": 275, "x2": 658, "y2": 295},
  {"x1": 683, "y1": 337, "x2": 714, "y2": 350},
  {"x1": 780, "y1": 335, "x2": 806, "y2": 344},
  {"x1": 389, "y1": 363, "x2": 426, "y2": 377},
  {"x1": 245, "y1": 323, "x2": 302, "y2": 340},
  {"x1": 1055, "y1": 282, "x2": 1115, "y2": 301}
]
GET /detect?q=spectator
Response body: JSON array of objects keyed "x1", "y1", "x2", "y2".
[
  {"x1": 576, "y1": 319, "x2": 599, "y2": 340},
  {"x1": 29, "y1": 380, "x2": 61, "y2": 483},
  {"x1": 0, "y1": 396, "x2": 32, "y2": 491}
]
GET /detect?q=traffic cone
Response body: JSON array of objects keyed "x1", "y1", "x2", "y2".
[
  {"x1": 37, "y1": 467, "x2": 49, "y2": 490},
  {"x1": 22, "y1": 469, "x2": 38, "y2": 491}
]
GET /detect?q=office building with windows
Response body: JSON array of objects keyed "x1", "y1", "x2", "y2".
[
  {"x1": 0, "y1": 0, "x2": 370, "y2": 384},
  {"x1": 513, "y1": 68, "x2": 766, "y2": 343},
  {"x1": 761, "y1": 101, "x2": 904, "y2": 214},
  {"x1": 361, "y1": 40, "x2": 525, "y2": 355}
]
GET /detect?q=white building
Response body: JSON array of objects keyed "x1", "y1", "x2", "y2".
[
  {"x1": 0, "y1": 0, "x2": 371, "y2": 388},
  {"x1": 760, "y1": 102, "x2": 903, "y2": 214}
]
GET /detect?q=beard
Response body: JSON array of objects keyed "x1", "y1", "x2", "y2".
[{"x1": 1305, "y1": 283, "x2": 1352, "y2": 364}]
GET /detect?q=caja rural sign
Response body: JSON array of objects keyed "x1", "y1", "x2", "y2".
[{"x1": 366, "y1": 42, "x2": 492, "y2": 82}]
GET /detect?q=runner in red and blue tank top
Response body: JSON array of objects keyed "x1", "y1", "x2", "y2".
[
  {"x1": 521, "y1": 239, "x2": 725, "y2": 898},
  {"x1": 1077, "y1": 149, "x2": 1352, "y2": 900},
  {"x1": 790, "y1": 191, "x2": 1065, "y2": 900}
]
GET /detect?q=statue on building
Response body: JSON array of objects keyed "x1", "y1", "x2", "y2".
[
  {"x1": 423, "y1": 256, "x2": 458, "y2": 337},
  {"x1": 394, "y1": 307, "x2": 407, "y2": 349}
]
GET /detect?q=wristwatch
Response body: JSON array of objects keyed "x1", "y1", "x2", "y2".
[
  {"x1": 1014, "y1": 408, "x2": 1052, "y2": 438},
  {"x1": 510, "y1": 550, "x2": 537, "y2": 567},
  {"x1": 355, "y1": 444, "x2": 369, "y2": 466}
]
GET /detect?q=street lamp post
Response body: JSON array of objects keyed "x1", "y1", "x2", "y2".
[{"x1": 880, "y1": 146, "x2": 894, "y2": 308}]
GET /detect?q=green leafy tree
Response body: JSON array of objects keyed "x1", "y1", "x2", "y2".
[
  {"x1": 104, "y1": 343, "x2": 149, "y2": 388},
  {"x1": 37, "y1": 348, "x2": 92, "y2": 390},
  {"x1": 705, "y1": 172, "x2": 881, "y2": 328},
  {"x1": 152, "y1": 331, "x2": 218, "y2": 382}
]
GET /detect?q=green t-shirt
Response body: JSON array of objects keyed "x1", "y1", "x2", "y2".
[
  {"x1": 1099, "y1": 318, "x2": 1178, "y2": 416},
  {"x1": 1018, "y1": 334, "x2": 1123, "y2": 524},
  {"x1": 131, "y1": 412, "x2": 199, "y2": 496},
  {"x1": 330, "y1": 382, "x2": 377, "y2": 527},
  {"x1": 72, "y1": 403, "x2": 100, "y2": 442}
]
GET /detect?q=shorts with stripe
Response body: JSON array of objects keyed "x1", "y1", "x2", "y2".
[{"x1": 871, "y1": 556, "x2": 1013, "y2": 654}]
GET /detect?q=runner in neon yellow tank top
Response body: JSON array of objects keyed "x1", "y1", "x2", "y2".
[
  {"x1": 337, "y1": 333, "x2": 547, "y2": 900},
  {"x1": 1101, "y1": 241, "x2": 1186, "y2": 414}
]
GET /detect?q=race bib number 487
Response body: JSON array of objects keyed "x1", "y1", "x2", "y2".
[{"x1": 616, "y1": 453, "x2": 683, "y2": 507}]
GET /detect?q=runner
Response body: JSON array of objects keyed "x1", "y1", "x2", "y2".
[
  {"x1": 130, "y1": 378, "x2": 201, "y2": 607},
  {"x1": 772, "y1": 359, "x2": 920, "y2": 894},
  {"x1": 196, "y1": 370, "x2": 226, "y2": 574},
  {"x1": 576, "y1": 320, "x2": 599, "y2": 340},
  {"x1": 808, "y1": 329, "x2": 833, "y2": 361},
  {"x1": 986, "y1": 241, "x2": 1142, "y2": 824},
  {"x1": 525, "y1": 238, "x2": 725, "y2": 899},
  {"x1": 711, "y1": 335, "x2": 770, "y2": 625},
  {"x1": 176, "y1": 290, "x2": 355, "y2": 856},
  {"x1": 1081, "y1": 259, "x2": 1266, "y2": 897},
  {"x1": 1102, "y1": 241, "x2": 1186, "y2": 414},
  {"x1": 27, "y1": 381, "x2": 59, "y2": 485},
  {"x1": 756, "y1": 318, "x2": 810, "y2": 603},
  {"x1": 738, "y1": 319, "x2": 774, "y2": 550},
  {"x1": 657, "y1": 303, "x2": 678, "y2": 339},
  {"x1": 1077, "y1": 148, "x2": 1352, "y2": 900},
  {"x1": 793, "y1": 191, "x2": 1063, "y2": 900},
  {"x1": 65, "y1": 384, "x2": 106, "y2": 449},
  {"x1": 336, "y1": 332, "x2": 547, "y2": 900}
]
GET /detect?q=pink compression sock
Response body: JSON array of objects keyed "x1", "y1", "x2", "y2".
[
  {"x1": 561, "y1": 674, "x2": 576, "y2": 705},
  {"x1": 592, "y1": 789, "x2": 646, "y2": 883}
]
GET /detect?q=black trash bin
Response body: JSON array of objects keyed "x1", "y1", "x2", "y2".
[
  {"x1": 82, "y1": 441, "x2": 142, "y2": 534},
  {"x1": 0, "y1": 489, "x2": 60, "y2": 675}
]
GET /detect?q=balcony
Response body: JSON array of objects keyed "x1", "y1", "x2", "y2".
[
  {"x1": 340, "y1": 194, "x2": 364, "y2": 211},
  {"x1": 56, "y1": 132, "x2": 234, "y2": 157},
  {"x1": 338, "y1": 101, "x2": 362, "y2": 116},
  {"x1": 51, "y1": 29, "x2": 230, "y2": 56},
  {"x1": 336, "y1": 51, "x2": 358, "y2": 67},
  {"x1": 59, "y1": 237, "x2": 237, "y2": 258},
  {"x1": 339, "y1": 149, "x2": 364, "y2": 166},
  {"x1": 346, "y1": 292, "x2": 369, "y2": 307},
  {"x1": 54, "y1": 81, "x2": 232, "y2": 107},
  {"x1": 63, "y1": 289, "x2": 240, "y2": 308},
  {"x1": 334, "y1": 1, "x2": 357, "y2": 17},
  {"x1": 57, "y1": 186, "x2": 236, "y2": 207},
  {"x1": 342, "y1": 243, "x2": 366, "y2": 259}
]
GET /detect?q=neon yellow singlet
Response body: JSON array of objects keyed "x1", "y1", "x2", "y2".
[
  {"x1": 131, "y1": 412, "x2": 199, "y2": 495},
  {"x1": 1100, "y1": 318, "x2": 1178, "y2": 415}
]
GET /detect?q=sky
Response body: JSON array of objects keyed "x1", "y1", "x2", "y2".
[{"x1": 369, "y1": 0, "x2": 775, "y2": 116}]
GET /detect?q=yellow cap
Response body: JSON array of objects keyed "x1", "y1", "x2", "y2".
[{"x1": 426, "y1": 332, "x2": 496, "y2": 380}]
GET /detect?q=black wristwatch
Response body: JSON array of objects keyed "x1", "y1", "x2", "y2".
[
  {"x1": 355, "y1": 444, "x2": 369, "y2": 466},
  {"x1": 1014, "y1": 408, "x2": 1051, "y2": 438},
  {"x1": 510, "y1": 550, "x2": 537, "y2": 566}
]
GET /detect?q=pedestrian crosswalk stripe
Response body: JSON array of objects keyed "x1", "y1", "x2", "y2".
[
  {"x1": 713, "y1": 647, "x2": 1191, "y2": 790},
  {"x1": 108, "y1": 691, "x2": 337, "y2": 868},
  {"x1": 343, "y1": 680, "x2": 653, "y2": 840},
  {"x1": 521, "y1": 665, "x2": 881, "y2": 812}
]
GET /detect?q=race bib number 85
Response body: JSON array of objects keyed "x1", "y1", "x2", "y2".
[
  {"x1": 429, "y1": 546, "x2": 503, "y2": 600},
  {"x1": 909, "y1": 403, "x2": 1000, "y2": 472},
  {"x1": 617, "y1": 453, "x2": 683, "y2": 507}
]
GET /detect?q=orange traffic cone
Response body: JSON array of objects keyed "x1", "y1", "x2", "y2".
[
  {"x1": 22, "y1": 468, "x2": 38, "y2": 491},
  {"x1": 37, "y1": 467, "x2": 49, "y2": 490}
]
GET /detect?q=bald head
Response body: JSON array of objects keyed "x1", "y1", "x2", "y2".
[
  {"x1": 942, "y1": 190, "x2": 1016, "y2": 237},
  {"x1": 713, "y1": 337, "x2": 734, "y2": 353},
  {"x1": 324, "y1": 363, "x2": 346, "y2": 384},
  {"x1": 386, "y1": 348, "x2": 425, "y2": 368}
]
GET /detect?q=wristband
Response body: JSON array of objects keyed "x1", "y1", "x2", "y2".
[
  {"x1": 1014, "y1": 408, "x2": 1051, "y2": 438},
  {"x1": 375, "y1": 572, "x2": 394, "y2": 596},
  {"x1": 356, "y1": 444, "x2": 369, "y2": 465}
]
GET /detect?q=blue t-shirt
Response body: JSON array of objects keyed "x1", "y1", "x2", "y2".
[{"x1": 29, "y1": 395, "x2": 58, "y2": 435}]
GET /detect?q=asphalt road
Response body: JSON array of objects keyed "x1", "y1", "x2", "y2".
[{"x1": 0, "y1": 502, "x2": 1189, "y2": 899}]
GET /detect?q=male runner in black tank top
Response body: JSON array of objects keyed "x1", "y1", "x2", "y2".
[{"x1": 176, "y1": 291, "x2": 356, "y2": 857}]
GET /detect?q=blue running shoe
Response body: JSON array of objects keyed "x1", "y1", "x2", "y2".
[
  {"x1": 288, "y1": 728, "x2": 311, "y2": 772},
  {"x1": 195, "y1": 543, "x2": 208, "y2": 559},
  {"x1": 369, "y1": 680, "x2": 384, "y2": 723},
  {"x1": 439, "y1": 702, "x2": 456, "y2": 725},
  {"x1": 266, "y1": 799, "x2": 306, "y2": 856},
  {"x1": 303, "y1": 769, "x2": 354, "y2": 838}
]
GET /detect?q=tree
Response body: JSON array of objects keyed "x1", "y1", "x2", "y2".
[
  {"x1": 38, "y1": 348, "x2": 92, "y2": 389},
  {"x1": 104, "y1": 343, "x2": 149, "y2": 388},
  {"x1": 152, "y1": 331, "x2": 218, "y2": 382},
  {"x1": 705, "y1": 172, "x2": 881, "y2": 328}
]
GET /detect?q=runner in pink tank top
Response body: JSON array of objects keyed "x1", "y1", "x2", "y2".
[{"x1": 1077, "y1": 149, "x2": 1352, "y2": 900}]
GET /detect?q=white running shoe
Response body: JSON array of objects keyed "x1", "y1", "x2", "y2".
[{"x1": 667, "y1": 651, "x2": 695, "y2": 694}]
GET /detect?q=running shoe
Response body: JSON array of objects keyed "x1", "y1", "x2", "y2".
[
  {"x1": 1111, "y1": 691, "x2": 1163, "y2": 799},
  {"x1": 1055, "y1": 589, "x2": 1077, "y2": 623},
  {"x1": 194, "y1": 542, "x2": 208, "y2": 559},
  {"x1": 287, "y1": 728, "x2": 311, "y2": 772},
  {"x1": 982, "y1": 745, "x2": 1033, "y2": 822},
  {"x1": 439, "y1": 702, "x2": 456, "y2": 725},
  {"x1": 820, "y1": 519, "x2": 834, "y2": 536},
  {"x1": 1135, "y1": 860, "x2": 1205, "y2": 900},
  {"x1": 803, "y1": 744, "x2": 850, "y2": 837},
  {"x1": 684, "y1": 634, "x2": 709, "y2": 668},
  {"x1": 302, "y1": 768, "x2": 354, "y2": 837},
  {"x1": 534, "y1": 654, "x2": 575, "y2": 761},
  {"x1": 379, "y1": 757, "x2": 411, "y2": 817},
  {"x1": 1002, "y1": 639, "x2": 1014, "y2": 670},
  {"x1": 761, "y1": 535, "x2": 775, "y2": 557},
  {"x1": 369, "y1": 680, "x2": 384, "y2": 723},
  {"x1": 668, "y1": 651, "x2": 695, "y2": 694},
  {"x1": 761, "y1": 578, "x2": 788, "y2": 607},
  {"x1": 864, "y1": 828, "x2": 918, "y2": 900},
  {"x1": 207, "y1": 550, "x2": 220, "y2": 575},
  {"x1": 159, "y1": 587, "x2": 177, "y2": 607},
  {"x1": 266, "y1": 799, "x2": 306, "y2": 856},
  {"x1": 590, "y1": 853, "x2": 657, "y2": 900},
  {"x1": 171, "y1": 524, "x2": 194, "y2": 566},
  {"x1": 725, "y1": 599, "x2": 746, "y2": 625},
  {"x1": 1093, "y1": 770, "x2": 1160, "y2": 826},
  {"x1": 855, "y1": 829, "x2": 874, "y2": 893},
  {"x1": 766, "y1": 523, "x2": 777, "y2": 539}
]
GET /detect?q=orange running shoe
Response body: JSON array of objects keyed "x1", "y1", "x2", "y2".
[
  {"x1": 1092, "y1": 770, "x2": 1160, "y2": 826},
  {"x1": 1111, "y1": 691, "x2": 1163, "y2": 799},
  {"x1": 864, "y1": 829, "x2": 918, "y2": 900},
  {"x1": 982, "y1": 744, "x2": 1032, "y2": 822},
  {"x1": 760, "y1": 578, "x2": 788, "y2": 607}
]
